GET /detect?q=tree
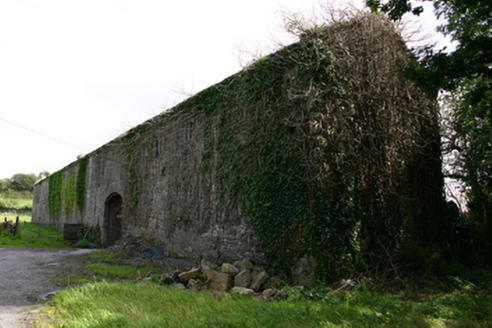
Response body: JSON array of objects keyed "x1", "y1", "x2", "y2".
[
  {"x1": 10, "y1": 173, "x2": 37, "y2": 192},
  {"x1": 366, "y1": 0, "x2": 492, "y2": 230},
  {"x1": 447, "y1": 77, "x2": 492, "y2": 228},
  {"x1": 0, "y1": 178, "x2": 10, "y2": 192},
  {"x1": 38, "y1": 171, "x2": 50, "y2": 179}
]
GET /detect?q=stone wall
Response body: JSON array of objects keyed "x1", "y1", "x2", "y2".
[
  {"x1": 33, "y1": 14, "x2": 444, "y2": 276},
  {"x1": 32, "y1": 109, "x2": 261, "y2": 263}
]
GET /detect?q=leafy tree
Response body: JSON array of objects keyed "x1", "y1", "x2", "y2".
[
  {"x1": 447, "y1": 78, "x2": 492, "y2": 227},
  {"x1": 0, "y1": 179, "x2": 10, "y2": 192},
  {"x1": 366, "y1": 0, "x2": 492, "y2": 230},
  {"x1": 365, "y1": 0, "x2": 426, "y2": 20},
  {"x1": 10, "y1": 173, "x2": 37, "y2": 192},
  {"x1": 38, "y1": 171, "x2": 50, "y2": 179}
]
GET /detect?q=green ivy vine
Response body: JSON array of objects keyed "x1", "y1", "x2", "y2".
[
  {"x1": 179, "y1": 26, "x2": 360, "y2": 278},
  {"x1": 121, "y1": 125, "x2": 149, "y2": 212},
  {"x1": 64, "y1": 168, "x2": 75, "y2": 217},
  {"x1": 48, "y1": 170, "x2": 64, "y2": 217},
  {"x1": 48, "y1": 157, "x2": 87, "y2": 218},
  {"x1": 76, "y1": 156, "x2": 87, "y2": 212}
]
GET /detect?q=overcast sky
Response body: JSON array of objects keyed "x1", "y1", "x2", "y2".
[{"x1": 0, "y1": 0, "x2": 443, "y2": 180}]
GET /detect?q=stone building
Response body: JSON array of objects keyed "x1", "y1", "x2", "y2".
[{"x1": 32, "y1": 14, "x2": 446, "y2": 270}]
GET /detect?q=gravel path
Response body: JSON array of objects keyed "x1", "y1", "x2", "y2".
[{"x1": 0, "y1": 248, "x2": 96, "y2": 328}]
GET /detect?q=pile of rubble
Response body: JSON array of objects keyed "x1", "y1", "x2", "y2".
[
  {"x1": 1, "y1": 217, "x2": 19, "y2": 237},
  {"x1": 150, "y1": 258, "x2": 288, "y2": 301}
]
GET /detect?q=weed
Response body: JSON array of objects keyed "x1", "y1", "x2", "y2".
[
  {"x1": 88, "y1": 250, "x2": 126, "y2": 264},
  {"x1": 74, "y1": 238, "x2": 90, "y2": 248}
]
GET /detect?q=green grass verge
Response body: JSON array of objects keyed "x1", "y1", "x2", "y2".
[
  {"x1": 84, "y1": 263, "x2": 157, "y2": 280},
  {"x1": 35, "y1": 280, "x2": 491, "y2": 327},
  {"x1": 61, "y1": 250, "x2": 161, "y2": 285},
  {"x1": 12, "y1": 198, "x2": 33, "y2": 208},
  {"x1": 0, "y1": 221, "x2": 69, "y2": 249},
  {"x1": 88, "y1": 250, "x2": 127, "y2": 264},
  {"x1": 1, "y1": 213, "x2": 31, "y2": 222}
]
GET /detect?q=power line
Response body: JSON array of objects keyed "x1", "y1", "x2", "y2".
[
  {"x1": 0, "y1": 116, "x2": 128, "y2": 168},
  {"x1": 0, "y1": 116, "x2": 88, "y2": 153}
]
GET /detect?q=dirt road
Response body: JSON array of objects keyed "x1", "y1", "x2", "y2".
[{"x1": 0, "y1": 248, "x2": 95, "y2": 328}]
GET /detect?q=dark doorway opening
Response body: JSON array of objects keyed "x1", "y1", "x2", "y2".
[{"x1": 104, "y1": 193, "x2": 122, "y2": 247}]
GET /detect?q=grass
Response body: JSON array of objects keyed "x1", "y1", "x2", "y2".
[
  {"x1": 88, "y1": 249, "x2": 127, "y2": 264},
  {"x1": 84, "y1": 263, "x2": 157, "y2": 280},
  {"x1": 0, "y1": 221, "x2": 69, "y2": 249},
  {"x1": 14, "y1": 244, "x2": 489, "y2": 327},
  {"x1": 33, "y1": 248, "x2": 492, "y2": 327},
  {"x1": 12, "y1": 198, "x2": 33, "y2": 208},
  {"x1": 2, "y1": 217, "x2": 484, "y2": 327},
  {"x1": 2, "y1": 213, "x2": 32, "y2": 222},
  {"x1": 56, "y1": 249, "x2": 162, "y2": 286},
  {"x1": 34, "y1": 279, "x2": 491, "y2": 327},
  {"x1": 0, "y1": 197, "x2": 33, "y2": 211}
]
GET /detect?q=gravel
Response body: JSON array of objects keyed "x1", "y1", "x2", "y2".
[{"x1": 0, "y1": 248, "x2": 96, "y2": 328}]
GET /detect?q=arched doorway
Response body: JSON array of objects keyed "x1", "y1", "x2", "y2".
[{"x1": 104, "y1": 193, "x2": 122, "y2": 247}]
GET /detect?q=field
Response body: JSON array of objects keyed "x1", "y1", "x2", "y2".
[
  {"x1": 0, "y1": 195, "x2": 33, "y2": 211},
  {"x1": 11, "y1": 198, "x2": 32, "y2": 207},
  {"x1": 2, "y1": 213, "x2": 31, "y2": 222},
  {"x1": 0, "y1": 218, "x2": 69, "y2": 249}
]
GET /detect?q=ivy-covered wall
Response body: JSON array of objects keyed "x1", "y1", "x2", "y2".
[{"x1": 32, "y1": 14, "x2": 446, "y2": 279}]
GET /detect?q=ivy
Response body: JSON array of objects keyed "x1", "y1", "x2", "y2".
[
  {"x1": 107, "y1": 15, "x2": 441, "y2": 280},
  {"x1": 76, "y1": 156, "x2": 87, "y2": 212},
  {"x1": 48, "y1": 170, "x2": 64, "y2": 217},
  {"x1": 64, "y1": 168, "x2": 75, "y2": 217},
  {"x1": 175, "y1": 27, "x2": 363, "y2": 279},
  {"x1": 121, "y1": 127, "x2": 147, "y2": 212}
]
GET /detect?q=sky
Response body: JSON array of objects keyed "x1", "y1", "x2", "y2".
[{"x1": 0, "y1": 0, "x2": 444, "y2": 180}]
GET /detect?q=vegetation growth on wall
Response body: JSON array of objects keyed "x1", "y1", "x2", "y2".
[
  {"x1": 112, "y1": 14, "x2": 448, "y2": 280},
  {"x1": 48, "y1": 170, "x2": 64, "y2": 217},
  {"x1": 75, "y1": 156, "x2": 87, "y2": 213},
  {"x1": 169, "y1": 14, "x2": 445, "y2": 278},
  {"x1": 121, "y1": 125, "x2": 149, "y2": 215},
  {"x1": 48, "y1": 158, "x2": 88, "y2": 218},
  {"x1": 64, "y1": 168, "x2": 75, "y2": 217}
]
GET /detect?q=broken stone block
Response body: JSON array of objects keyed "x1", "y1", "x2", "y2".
[
  {"x1": 233, "y1": 259, "x2": 254, "y2": 272},
  {"x1": 233, "y1": 270, "x2": 252, "y2": 288},
  {"x1": 262, "y1": 288, "x2": 277, "y2": 298},
  {"x1": 263, "y1": 275, "x2": 282, "y2": 290},
  {"x1": 187, "y1": 278, "x2": 203, "y2": 291},
  {"x1": 206, "y1": 270, "x2": 232, "y2": 291},
  {"x1": 231, "y1": 286, "x2": 256, "y2": 296},
  {"x1": 221, "y1": 263, "x2": 239, "y2": 277},
  {"x1": 200, "y1": 259, "x2": 215, "y2": 273},
  {"x1": 277, "y1": 290, "x2": 289, "y2": 299},
  {"x1": 178, "y1": 268, "x2": 203, "y2": 284},
  {"x1": 175, "y1": 283, "x2": 186, "y2": 290},
  {"x1": 171, "y1": 270, "x2": 181, "y2": 281},
  {"x1": 250, "y1": 270, "x2": 269, "y2": 291},
  {"x1": 159, "y1": 273, "x2": 175, "y2": 285}
]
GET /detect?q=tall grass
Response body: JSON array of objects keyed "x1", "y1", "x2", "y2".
[{"x1": 35, "y1": 280, "x2": 491, "y2": 327}]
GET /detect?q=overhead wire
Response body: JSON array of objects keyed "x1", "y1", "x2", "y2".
[
  {"x1": 0, "y1": 116, "x2": 88, "y2": 153},
  {"x1": 0, "y1": 116, "x2": 127, "y2": 168}
]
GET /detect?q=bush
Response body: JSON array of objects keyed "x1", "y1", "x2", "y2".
[{"x1": 453, "y1": 219, "x2": 492, "y2": 267}]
